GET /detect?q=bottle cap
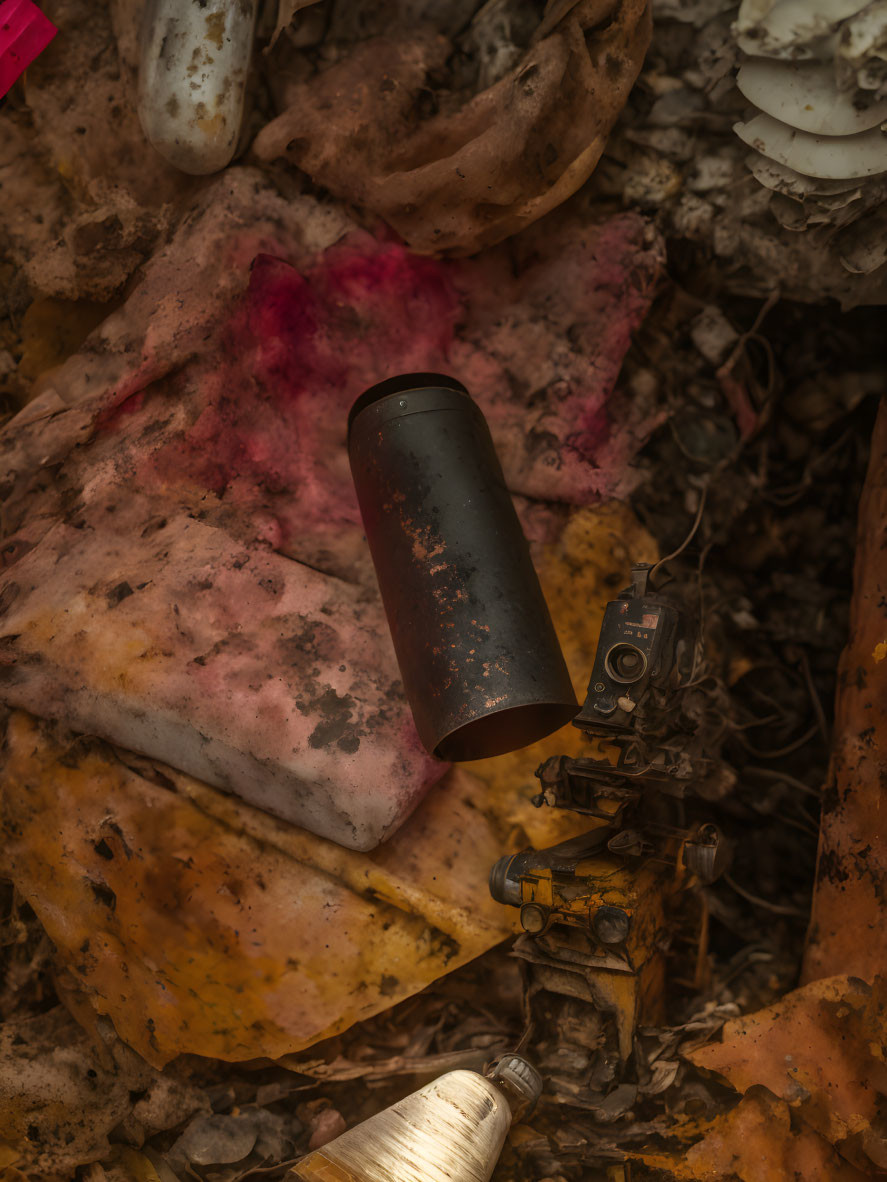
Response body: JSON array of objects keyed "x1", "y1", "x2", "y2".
[{"x1": 486, "y1": 1054, "x2": 543, "y2": 1117}]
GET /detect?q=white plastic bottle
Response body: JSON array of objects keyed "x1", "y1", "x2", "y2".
[{"x1": 290, "y1": 1055, "x2": 543, "y2": 1182}]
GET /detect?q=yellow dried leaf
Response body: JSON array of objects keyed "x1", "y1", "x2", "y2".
[
  {"x1": 0, "y1": 504, "x2": 650, "y2": 1065},
  {"x1": 0, "y1": 1145, "x2": 19, "y2": 1171},
  {"x1": 18, "y1": 298, "x2": 114, "y2": 387},
  {"x1": 470, "y1": 503, "x2": 657, "y2": 850}
]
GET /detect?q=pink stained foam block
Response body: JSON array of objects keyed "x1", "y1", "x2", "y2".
[
  {"x1": 0, "y1": 0, "x2": 56, "y2": 99},
  {"x1": 0, "y1": 172, "x2": 664, "y2": 851}
]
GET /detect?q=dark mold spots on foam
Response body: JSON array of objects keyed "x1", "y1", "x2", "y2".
[
  {"x1": 107, "y1": 581, "x2": 134, "y2": 605},
  {"x1": 277, "y1": 617, "x2": 340, "y2": 670},
  {"x1": 307, "y1": 687, "x2": 358, "y2": 751}
]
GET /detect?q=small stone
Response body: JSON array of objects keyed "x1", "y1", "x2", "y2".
[{"x1": 308, "y1": 1107, "x2": 347, "y2": 1151}]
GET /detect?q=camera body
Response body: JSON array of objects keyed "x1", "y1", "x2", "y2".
[
  {"x1": 533, "y1": 563, "x2": 730, "y2": 805},
  {"x1": 573, "y1": 562, "x2": 682, "y2": 738},
  {"x1": 488, "y1": 562, "x2": 729, "y2": 1084}
]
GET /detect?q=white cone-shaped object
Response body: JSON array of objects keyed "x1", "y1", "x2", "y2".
[
  {"x1": 734, "y1": 0, "x2": 870, "y2": 59},
  {"x1": 290, "y1": 1056, "x2": 542, "y2": 1182},
  {"x1": 137, "y1": 0, "x2": 258, "y2": 175},
  {"x1": 734, "y1": 112, "x2": 887, "y2": 179},
  {"x1": 736, "y1": 59, "x2": 887, "y2": 135},
  {"x1": 732, "y1": 0, "x2": 887, "y2": 192}
]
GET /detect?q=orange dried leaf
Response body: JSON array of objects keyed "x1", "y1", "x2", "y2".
[
  {"x1": 804, "y1": 400, "x2": 887, "y2": 984},
  {"x1": 634, "y1": 1089, "x2": 871, "y2": 1182},
  {"x1": 689, "y1": 976, "x2": 887, "y2": 1173}
]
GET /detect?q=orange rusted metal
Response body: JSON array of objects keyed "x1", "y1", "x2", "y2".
[{"x1": 803, "y1": 398, "x2": 887, "y2": 984}]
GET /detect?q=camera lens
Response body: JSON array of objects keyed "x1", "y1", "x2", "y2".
[
  {"x1": 604, "y1": 643, "x2": 648, "y2": 684},
  {"x1": 520, "y1": 903, "x2": 548, "y2": 934},
  {"x1": 489, "y1": 854, "x2": 523, "y2": 906},
  {"x1": 592, "y1": 905, "x2": 631, "y2": 944}
]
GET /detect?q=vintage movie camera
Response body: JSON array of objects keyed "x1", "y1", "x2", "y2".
[
  {"x1": 535, "y1": 562, "x2": 731, "y2": 810},
  {"x1": 489, "y1": 563, "x2": 729, "y2": 1083}
]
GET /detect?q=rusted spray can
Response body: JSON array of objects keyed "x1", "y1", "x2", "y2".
[
  {"x1": 348, "y1": 373, "x2": 577, "y2": 761},
  {"x1": 290, "y1": 1054, "x2": 542, "y2": 1182}
]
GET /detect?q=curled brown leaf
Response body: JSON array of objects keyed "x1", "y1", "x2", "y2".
[{"x1": 252, "y1": 1, "x2": 652, "y2": 256}]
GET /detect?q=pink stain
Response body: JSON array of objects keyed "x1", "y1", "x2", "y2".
[
  {"x1": 239, "y1": 255, "x2": 338, "y2": 402},
  {"x1": 96, "y1": 217, "x2": 661, "y2": 546},
  {"x1": 94, "y1": 388, "x2": 146, "y2": 433},
  {"x1": 569, "y1": 401, "x2": 613, "y2": 461},
  {"x1": 137, "y1": 243, "x2": 462, "y2": 548}
]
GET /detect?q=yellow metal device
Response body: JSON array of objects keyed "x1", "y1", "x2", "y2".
[{"x1": 490, "y1": 826, "x2": 712, "y2": 1060}]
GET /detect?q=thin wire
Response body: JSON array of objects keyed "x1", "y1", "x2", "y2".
[
  {"x1": 743, "y1": 765, "x2": 821, "y2": 799},
  {"x1": 649, "y1": 483, "x2": 709, "y2": 589},
  {"x1": 738, "y1": 722, "x2": 820, "y2": 760},
  {"x1": 687, "y1": 539, "x2": 714, "y2": 687},
  {"x1": 723, "y1": 872, "x2": 809, "y2": 918},
  {"x1": 728, "y1": 713, "x2": 784, "y2": 732},
  {"x1": 799, "y1": 647, "x2": 830, "y2": 745}
]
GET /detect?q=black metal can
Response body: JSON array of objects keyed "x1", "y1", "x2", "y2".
[{"x1": 348, "y1": 373, "x2": 577, "y2": 761}]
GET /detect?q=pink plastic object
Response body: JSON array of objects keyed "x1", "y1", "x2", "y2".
[{"x1": 0, "y1": 0, "x2": 56, "y2": 99}]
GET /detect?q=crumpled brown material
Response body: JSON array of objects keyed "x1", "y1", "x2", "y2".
[
  {"x1": 253, "y1": 0, "x2": 652, "y2": 256},
  {"x1": 0, "y1": 1005, "x2": 206, "y2": 1176}
]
